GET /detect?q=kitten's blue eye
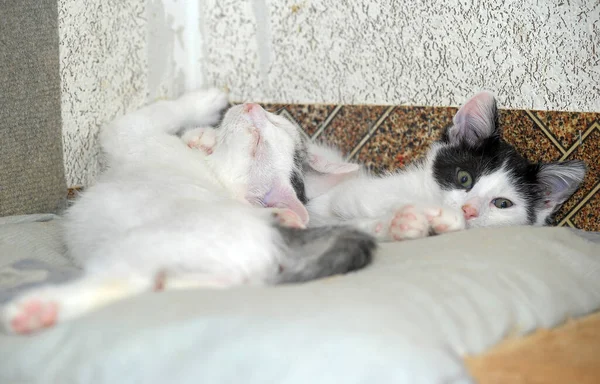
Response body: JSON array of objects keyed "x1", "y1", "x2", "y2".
[
  {"x1": 456, "y1": 169, "x2": 473, "y2": 189},
  {"x1": 492, "y1": 198, "x2": 513, "y2": 209}
]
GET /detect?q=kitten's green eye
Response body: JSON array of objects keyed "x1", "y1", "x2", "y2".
[
  {"x1": 492, "y1": 198, "x2": 513, "y2": 209},
  {"x1": 456, "y1": 169, "x2": 473, "y2": 189}
]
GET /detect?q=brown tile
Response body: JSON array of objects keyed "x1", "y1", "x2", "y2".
[
  {"x1": 500, "y1": 110, "x2": 562, "y2": 163},
  {"x1": 318, "y1": 105, "x2": 388, "y2": 157},
  {"x1": 356, "y1": 106, "x2": 456, "y2": 173},
  {"x1": 571, "y1": 190, "x2": 600, "y2": 232},
  {"x1": 534, "y1": 110, "x2": 599, "y2": 149},
  {"x1": 283, "y1": 104, "x2": 337, "y2": 137},
  {"x1": 260, "y1": 103, "x2": 337, "y2": 137},
  {"x1": 555, "y1": 128, "x2": 600, "y2": 225}
]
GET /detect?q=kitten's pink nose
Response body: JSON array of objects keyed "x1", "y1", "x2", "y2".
[
  {"x1": 243, "y1": 103, "x2": 265, "y2": 116},
  {"x1": 461, "y1": 204, "x2": 479, "y2": 220},
  {"x1": 242, "y1": 103, "x2": 266, "y2": 128}
]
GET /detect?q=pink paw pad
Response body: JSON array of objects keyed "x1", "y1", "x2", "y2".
[
  {"x1": 388, "y1": 205, "x2": 429, "y2": 241},
  {"x1": 10, "y1": 300, "x2": 58, "y2": 334},
  {"x1": 188, "y1": 140, "x2": 213, "y2": 155}
]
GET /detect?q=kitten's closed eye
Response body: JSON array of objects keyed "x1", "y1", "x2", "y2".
[
  {"x1": 456, "y1": 169, "x2": 473, "y2": 190},
  {"x1": 492, "y1": 198, "x2": 513, "y2": 209}
]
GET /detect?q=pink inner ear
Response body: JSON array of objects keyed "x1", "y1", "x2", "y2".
[
  {"x1": 308, "y1": 154, "x2": 360, "y2": 175},
  {"x1": 264, "y1": 181, "x2": 309, "y2": 225}
]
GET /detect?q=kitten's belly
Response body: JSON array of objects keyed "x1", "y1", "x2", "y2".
[{"x1": 64, "y1": 168, "x2": 233, "y2": 259}]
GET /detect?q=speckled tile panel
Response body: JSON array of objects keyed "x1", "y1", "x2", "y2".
[
  {"x1": 556, "y1": 128, "x2": 600, "y2": 225},
  {"x1": 202, "y1": 0, "x2": 600, "y2": 112},
  {"x1": 534, "y1": 111, "x2": 599, "y2": 150},
  {"x1": 262, "y1": 104, "x2": 337, "y2": 137},
  {"x1": 501, "y1": 111, "x2": 562, "y2": 163},
  {"x1": 317, "y1": 106, "x2": 388, "y2": 157},
  {"x1": 572, "y1": 191, "x2": 600, "y2": 232},
  {"x1": 355, "y1": 107, "x2": 456, "y2": 173}
]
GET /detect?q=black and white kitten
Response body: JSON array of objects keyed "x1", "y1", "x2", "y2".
[{"x1": 303, "y1": 91, "x2": 586, "y2": 241}]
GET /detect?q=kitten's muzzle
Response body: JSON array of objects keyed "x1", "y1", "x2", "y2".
[
  {"x1": 241, "y1": 103, "x2": 264, "y2": 157},
  {"x1": 242, "y1": 103, "x2": 267, "y2": 129}
]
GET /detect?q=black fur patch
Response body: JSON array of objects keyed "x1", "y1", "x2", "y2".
[{"x1": 290, "y1": 149, "x2": 308, "y2": 204}]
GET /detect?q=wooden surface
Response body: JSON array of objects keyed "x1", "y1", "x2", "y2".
[{"x1": 465, "y1": 311, "x2": 600, "y2": 384}]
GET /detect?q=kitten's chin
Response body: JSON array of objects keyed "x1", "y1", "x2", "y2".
[{"x1": 464, "y1": 220, "x2": 480, "y2": 229}]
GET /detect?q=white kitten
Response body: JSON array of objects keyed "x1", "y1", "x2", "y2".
[
  {"x1": 1, "y1": 89, "x2": 375, "y2": 335},
  {"x1": 304, "y1": 92, "x2": 586, "y2": 242}
]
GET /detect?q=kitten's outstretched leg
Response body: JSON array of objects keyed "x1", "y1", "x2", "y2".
[
  {"x1": 101, "y1": 88, "x2": 229, "y2": 161},
  {"x1": 1, "y1": 275, "x2": 153, "y2": 335},
  {"x1": 154, "y1": 270, "x2": 240, "y2": 290},
  {"x1": 337, "y1": 204, "x2": 465, "y2": 242}
]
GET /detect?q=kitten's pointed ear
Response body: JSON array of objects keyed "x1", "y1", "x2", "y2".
[
  {"x1": 307, "y1": 153, "x2": 360, "y2": 175},
  {"x1": 538, "y1": 160, "x2": 586, "y2": 209},
  {"x1": 264, "y1": 180, "x2": 309, "y2": 225},
  {"x1": 304, "y1": 149, "x2": 361, "y2": 199},
  {"x1": 447, "y1": 91, "x2": 499, "y2": 146}
]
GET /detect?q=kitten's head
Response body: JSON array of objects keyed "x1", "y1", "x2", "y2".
[
  {"x1": 432, "y1": 91, "x2": 586, "y2": 228},
  {"x1": 213, "y1": 103, "x2": 309, "y2": 224}
]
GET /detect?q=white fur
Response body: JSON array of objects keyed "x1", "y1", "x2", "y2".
[
  {"x1": 305, "y1": 143, "x2": 468, "y2": 241},
  {"x1": 1, "y1": 89, "x2": 307, "y2": 334}
]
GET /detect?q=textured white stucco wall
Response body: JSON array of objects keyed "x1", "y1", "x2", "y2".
[
  {"x1": 59, "y1": 0, "x2": 148, "y2": 187},
  {"x1": 59, "y1": 0, "x2": 198, "y2": 187},
  {"x1": 59, "y1": 0, "x2": 599, "y2": 187},
  {"x1": 203, "y1": 0, "x2": 599, "y2": 112}
]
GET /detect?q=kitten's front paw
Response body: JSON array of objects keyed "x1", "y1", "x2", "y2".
[
  {"x1": 180, "y1": 88, "x2": 230, "y2": 126},
  {"x1": 1, "y1": 294, "x2": 59, "y2": 335},
  {"x1": 270, "y1": 208, "x2": 306, "y2": 229},
  {"x1": 182, "y1": 126, "x2": 217, "y2": 154},
  {"x1": 424, "y1": 206, "x2": 465, "y2": 234},
  {"x1": 388, "y1": 205, "x2": 430, "y2": 241}
]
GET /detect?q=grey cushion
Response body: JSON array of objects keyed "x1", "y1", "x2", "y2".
[
  {"x1": 0, "y1": 219, "x2": 599, "y2": 383},
  {"x1": 0, "y1": 0, "x2": 66, "y2": 216},
  {"x1": 0, "y1": 214, "x2": 80, "y2": 304}
]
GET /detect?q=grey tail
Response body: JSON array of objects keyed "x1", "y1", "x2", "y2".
[{"x1": 271, "y1": 226, "x2": 376, "y2": 284}]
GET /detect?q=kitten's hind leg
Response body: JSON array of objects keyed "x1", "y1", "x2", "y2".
[
  {"x1": 154, "y1": 270, "x2": 241, "y2": 291},
  {"x1": 101, "y1": 88, "x2": 229, "y2": 160},
  {"x1": 177, "y1": 88, "x2": 230, "y2": 128},
  {"x1": 1, "y1": 274, "x2": 153, "y2": 335}
]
